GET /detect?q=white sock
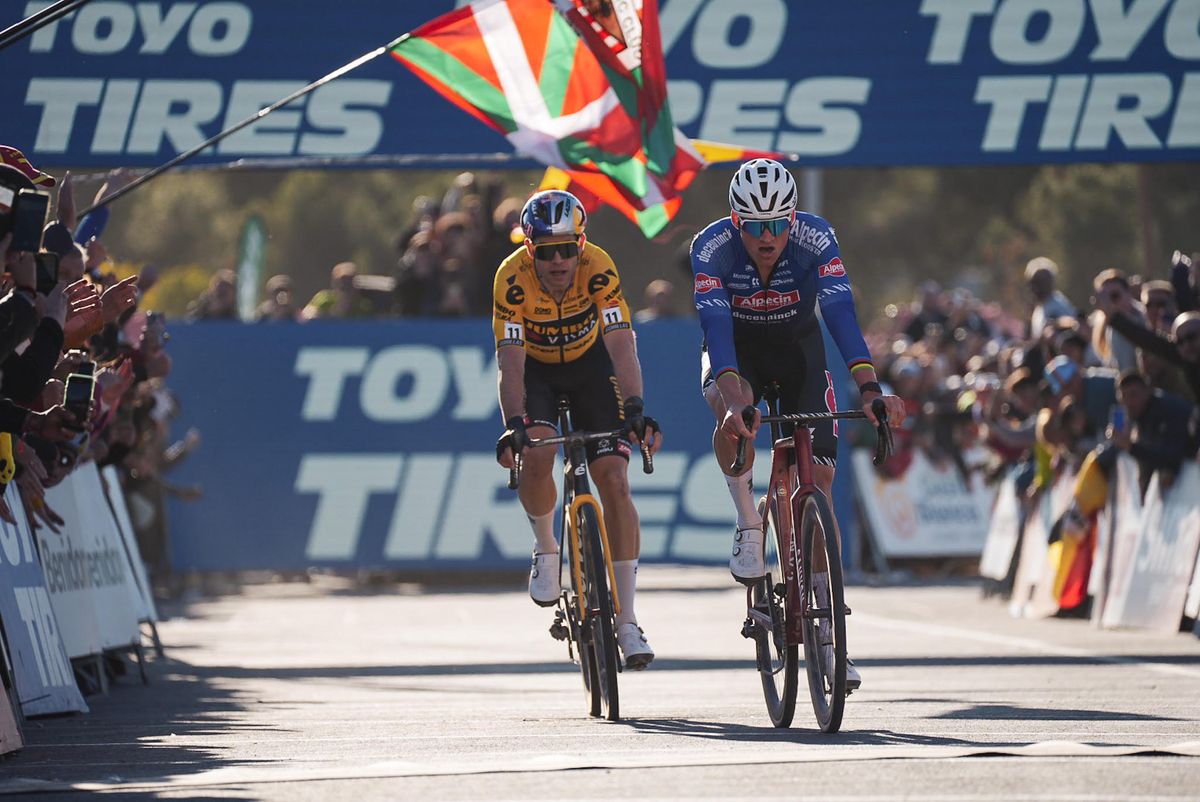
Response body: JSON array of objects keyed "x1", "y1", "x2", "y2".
[
  {"x1": 613, "y1": 559, "x2": 637, "y2": 627},
  {"x1": 724, "y1": 472, "x2": 761, "y2": 530},
  {"x1": 528, "y1": 509, "x2": 558, "y2": 554}
]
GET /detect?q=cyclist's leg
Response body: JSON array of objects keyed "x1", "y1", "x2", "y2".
[
  {"x1": 521, "y1": 363, "x2": 562, "y2": 554},
  {"x1": 573, "y1": 350, "x2": 652, "y2": 665},
  {"x1": 790, "y1": 338, "x2": 860, "y2": 687},
  {"x1": 703, "y1": 347, "x2": 769, "y2": 581}
]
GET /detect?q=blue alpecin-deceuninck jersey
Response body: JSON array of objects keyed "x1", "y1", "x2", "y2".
[{"x1": 689, "y1": 213, "x2": 874, "y2": 380}]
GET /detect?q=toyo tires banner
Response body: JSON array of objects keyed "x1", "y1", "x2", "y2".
[
  {"x1": 3, "y1": 0, "x2": 1197, "y2": 169},
  {"x1": 162, "y1": 319, "x2": 859, "y2": 571}
]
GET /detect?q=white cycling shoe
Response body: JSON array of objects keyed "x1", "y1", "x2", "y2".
[
  {"x1": 616, "y1": 623, "x2": 654, "y2": 670},
  {"x1": 528, "y1": 552, "x2": 560, "y2": 607},
  {"x1": 821, "y1": 644, "x2": 862, "y2": 692},
  {"x1": 730, "y1": 525, "x2": 766, "y2": 585}
]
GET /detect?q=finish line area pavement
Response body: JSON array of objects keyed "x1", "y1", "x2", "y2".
[{"x1": 2, "y1": 568, "x2": 1198, "y2": 801}]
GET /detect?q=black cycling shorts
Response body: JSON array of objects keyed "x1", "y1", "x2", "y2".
[
  {"x1": 524, "y1": 340, "x2": 632, "y2": 463},
  {"x1": 701, "y1": 324, "x2": 839, "y2": 466}
]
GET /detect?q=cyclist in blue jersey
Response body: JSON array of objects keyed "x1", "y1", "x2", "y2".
[{"x1": 690, "y1": 159, "x2": 906, "y2": 690}]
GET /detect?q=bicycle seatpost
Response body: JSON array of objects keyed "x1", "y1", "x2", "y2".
[{"x1": 730, "y1": 405, "x2": 757, "y2": 474}]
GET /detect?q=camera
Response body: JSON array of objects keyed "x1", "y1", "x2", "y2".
[
  {"x1": 63, "y1": 360, "x2": 97, "y2": 423},
  {"x1": 0, "y1": 185, "x2": 50, "y2": 253}
]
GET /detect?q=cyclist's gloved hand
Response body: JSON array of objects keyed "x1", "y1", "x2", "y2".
[
  {"x1": 495, "y1": 415, "x2": 530, "y2": 464},
  {"x1": 623, "y1": 396, "x2": 660, "y2": 444}
]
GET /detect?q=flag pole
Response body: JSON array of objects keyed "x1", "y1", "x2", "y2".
[
  {"x1": 0, "y1": 0, "x2": 94, "y2": 51},
  {"x1": 79, "y1": 33, "x2": 412, "y2": 216}
]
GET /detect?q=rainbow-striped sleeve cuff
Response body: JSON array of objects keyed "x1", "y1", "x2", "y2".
[{"x1": 848, "y1": 360, "x2": 875, "y2": 375}]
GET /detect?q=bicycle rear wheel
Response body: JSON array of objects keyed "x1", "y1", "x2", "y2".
[
  {"x1": 798, "y1": 490, "x2": 847, "y2": 733},
  {"x1": 579, "y1": 503, "x2": 619, "y2": 721},
  {"x1": 752, "y1": 496, "x2": 799, "y2": 728}
]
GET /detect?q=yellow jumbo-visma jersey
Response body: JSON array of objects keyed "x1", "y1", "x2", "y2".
[{"x1": 492, "y1": 241, "x2": 632, "y2": 364}]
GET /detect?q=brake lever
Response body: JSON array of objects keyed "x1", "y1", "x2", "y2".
[
  {"x1": 730, "y1": 405, "x2": 757, "y2": 474},
  {"x1": 870, "y1": 397, "x2": 893, "y2": 466},
  {"x1": 508, "y1": 451, "x2": 522, "y2": 490}
]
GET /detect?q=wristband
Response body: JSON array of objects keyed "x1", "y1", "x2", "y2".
[
  {"x1": 859, "y1": 381, "x2": 882, "y2": 396},
  {"x1": 623, "y1": 396, "x2": 644, "y2": 417},
  {"x1": 504, "y1": 415, "x2": 528, "y2": 430}
]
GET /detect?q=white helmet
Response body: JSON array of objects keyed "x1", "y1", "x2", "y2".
[{"x1": 728, "y1": 158, "x2": 797, "y2": 221}]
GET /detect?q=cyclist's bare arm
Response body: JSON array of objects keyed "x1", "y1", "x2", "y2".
[
  {"x1": 603, "y1": 329, "x2": 663, "y2": 455},
  {"x1": 496, "y1": 344, "x2": 527, "y2": 424},
  {"x1": 602, "y1": 328, "x2": 643, "y2": 402}
]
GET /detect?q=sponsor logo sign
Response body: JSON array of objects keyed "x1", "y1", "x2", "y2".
[
  {"x1": 694, "y1": 273, "x2": 722, "y2": 293},
  {"x1": 162, "y1": 320, "x2": 858, "y2": 570},
  {"x1": 732, "y1": 289, "x2": 801, "y2": 312},
  {"x1": 818, "y1": 257, "x2": 846, "y2": 278},
  {"x1": 1, "y1": 2, "x2": 1195, "y2": 168}
]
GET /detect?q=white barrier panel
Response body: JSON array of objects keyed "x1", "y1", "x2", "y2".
[
  {"x1": 0, "y1": 485, "x2": 87, "y2": 716},
  {"x1": 1100, "y1": 455, "x2": 1147, "y2": 627},
  {"x1": 1102, "y1": 461, "x2": 1200, "y2": 633},
  {"x1": 100, "y1": 467, "x2": 158, "y2": 624},
  {"x1": 1008, "y1": 467, "x2": 1077, "y2": 619},
  {"x1": 852, "y1": 450, "x2": 995, "y2": 558},
  {"x1": 1186, "y1": 540, "x2": 1200, "y2": 622},
  {"x1": 0, "y1": 685, "x2": 19, "y2": 756},
  {"x1": 979, "y1": 474, "x2": 1020, "y2": 581},
  {"x1": 41, "y1": 464, "x2": 144, "y2": 658}
]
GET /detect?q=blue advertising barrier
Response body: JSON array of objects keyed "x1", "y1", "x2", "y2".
[
  {"x1": 0, "y1": 487, "x2": 87, "y2": 717},
  {"x1": 4, "y1": 1, "x2": 1196, "y2": 169},
  {"x1": 163, "y1": 319, "x2": 859, "y2": 571}
]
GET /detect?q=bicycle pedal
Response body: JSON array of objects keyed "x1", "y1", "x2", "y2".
[
  {"x1": 844, "y1": 605, "x2": 852, "y2": 615},
  {"x1": 740, "y1": 617, "x2": 757, "y2": 639}
]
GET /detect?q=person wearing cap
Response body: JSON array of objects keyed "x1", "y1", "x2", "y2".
[
  {"x1": 1089, "y1": 269, "x2": 1143, "y2": 373},
  {"x1": 689, "y1": 158, "x2": 905, "y2": 692},
  {"x1": 492, "y1": 189, "x2": 662, "y2": 671},
  {"x1": 0, "y1": 145, "x2": 55, "y2": 188},
  {"x1": 1026, "y1": 256, "x2": 1077, "y2": 338},
  {"x1": 256, "y1": 274, "x2": 298, "y2": 322},
  {"x1": 1042, "y1": 353, "x2": 1116, "y2": 449}
]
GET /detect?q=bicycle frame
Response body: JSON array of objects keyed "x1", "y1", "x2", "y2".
[
  {"x1": 761, "y1": 391, "x2": 817, "y2": 645},
  {"x1": 556, "y1": 400, "x2": 621, "y2": 623}
]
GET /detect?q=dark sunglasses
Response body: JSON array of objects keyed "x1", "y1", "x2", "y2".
[
  {"x1": 533, "y1": 241, "x2": 579, "y2": 260},
  {"x1": 738, "y1": 216, "x2": 791, "y2": 237}
]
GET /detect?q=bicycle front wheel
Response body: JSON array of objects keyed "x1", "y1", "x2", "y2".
[
  {"x1": 579, "y1": 503, "x2": 619, "y2": 721},
  {"x1": 798, "y1": 491, "x2": 847, "y2": 733},
  {"x1": 753, "y1": 496, "x2": 799, "y2": 728}
]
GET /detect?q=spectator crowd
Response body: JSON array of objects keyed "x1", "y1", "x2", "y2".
[
  {"x1": 0, "y1": 147, "x2": 197, "y2": 597},
  {"x1": 866, "y1": 249, "x2": 1200, "y2": 612}
]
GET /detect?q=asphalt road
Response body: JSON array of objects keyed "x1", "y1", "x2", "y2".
[{"x1": 2, "y1": 567, "x2": 1198, "y2": 801}]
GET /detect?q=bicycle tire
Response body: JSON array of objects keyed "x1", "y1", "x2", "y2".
[
  {"x1": 579, "y1": 503, "x2": 620, "y2": 721},
  {"x1": 798, "y1": 490, "x2": 847, "y2": 733},
  {"x1": 753, "y1": 496, "x2": 799, "y2": 728}
]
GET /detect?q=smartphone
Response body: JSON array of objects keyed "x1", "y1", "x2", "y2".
[
  {"x1": 35, "y1": 251, "x2": 59, "y2": 295},
  {"x1": 63, "y1": 361, "x2": 97, "y2": 422},
  {"x1": 1111, "y1": 405, "x2": 1126, "y2": 433},
  {"x1": 9, "y1": 189, "x2": 50, "y2": 252}
]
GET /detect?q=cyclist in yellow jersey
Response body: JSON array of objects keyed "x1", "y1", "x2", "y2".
[{"x1": 494, "y1": 190, "x2": 662, "y2": 670}]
